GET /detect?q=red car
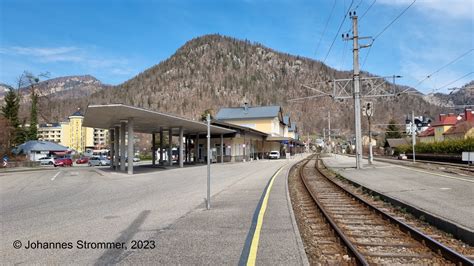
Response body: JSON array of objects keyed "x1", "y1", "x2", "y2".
[
  {"x1": 54, "y1": 158, "x2": 73, "y2": 167},
  {"x1": 76, "y1": 157, "x2": 89, "y2": 164}
]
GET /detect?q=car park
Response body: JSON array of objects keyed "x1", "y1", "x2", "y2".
[
  {"x1": 268, "y1": 151, "x2": 280, "y2": 159},
  {"x1": 38, "y1": 156, "x2": 55, "y2": 165},
  {"x1": 54, "y1": 158, "x2": 73, "y2": 167},
  {"x1": 88, "y1": 157, "x2": 110, "y2": 166}
]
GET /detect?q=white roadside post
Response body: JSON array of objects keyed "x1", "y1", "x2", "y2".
[{"x1": 206, "y1": 114, "x2": 211, "y2": 210}]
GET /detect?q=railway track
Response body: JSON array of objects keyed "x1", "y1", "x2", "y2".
[
  {"x1": 374, "y1": 155, "x2": 474, "y2": 173},
  {"x1": 297, "y1": 154, "x2": 473, "y2": 265}
]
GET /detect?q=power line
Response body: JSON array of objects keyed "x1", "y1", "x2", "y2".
[
  {"x1": 373, "y1": 0, "x2": 416, "y2": 40},
  {"x1": 362, "y1": 0, "x2": 416, "y2": 68},
  {"x1": 314, "y1": 0, "x2": 337, "y2": 59},
  {"x1": 413, "y1": 48, "x2": 473, "y2": 89},
  {"x1": 360, "y1": 44, "x2": 372, "y2": 69},
  {"x1": 359, "y1": 0, "x2": 376, "y2": 20},
  {"x1": 339, "y1": 40, "x2": 349, "y2": 70},
  {"x1": 342, "y1": 0, "x2": 376, "y2": 37},
  {"x1": 320, "y1": 0, "x2": 354, "y2": 67},
  {"x1": 354, "y1": 0, "x2": 364, "y2": 10},
  {"x1": 432, "y1": 71, "x2": 474, "y2": 93}
]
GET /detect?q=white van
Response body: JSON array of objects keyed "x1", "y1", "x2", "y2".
[{"x1": 269, "y1": 151, "x2": 280, "y2": 159}]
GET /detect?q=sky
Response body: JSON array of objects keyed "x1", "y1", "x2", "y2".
[{"x1": 0, "y1": 0, "x2": 473, "y2": 94}]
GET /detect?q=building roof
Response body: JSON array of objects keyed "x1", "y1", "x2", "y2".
[
  {"x1": 283, "y1": 115, "x2": 290, "y2": 126},
  {"x1": 14, "y1": 140, "x2": 68, "y2": 154},
  {"x1": 83, "y1": 104, "x2": 234, "y2": 135},
  {"x1": 431, "y1": 116, "x2": 458, "y2": 127},
  {"x1": 443, "y1": 121, "x2": 474, "y2": 135},
  {"x1": 70, "y1": 109, "x2": 84, "y2": 117},
  {"x1": 418, "y1": 127, "x2": 435, "y2": 137},
  {"x1": 211, "y1": 120, "x2": 268, "y2": 137},
  {"x1": 216, "y1": 105, "x2": 282, "y2": 120},
  {"x1": 386, "y1": 138, "x2": 409, "y2": 147}
]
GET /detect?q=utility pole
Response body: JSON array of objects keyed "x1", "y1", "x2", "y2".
[
  {"x1": 412, "y1": 110, "x2": 416, "y2": 163},
  {"x1": 206, "y1": 113, "x2": 211, "y2": 210},
  {"x1": 352, "y1": 13, "x2": 363, "y2": 169},
  {"x1": 328, "y1": 111, "x2": 331, "y2": 154}
]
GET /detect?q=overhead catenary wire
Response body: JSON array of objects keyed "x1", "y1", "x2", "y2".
[
  {"x1": 359, "y1": 0, "x2": 376, "y2": 20},
  {"x1": 361, "y1": 0, "x2": 416, "y2": 69},
  {"x1": 432, "y1": 71, "x2": 474, "y2": 94},
  {"x1": 342, "y1": 0, "x2": 376, "y2": 37},
  {"x1": 320, "y1": 0, "x2": 355, "y2": 69},
  {"x1": 413, "y1": 48, "x2": 473, "y2": 89},
  {"x1": 373, "y1": 0, "x2": 416, "y2": 40},
  {"x1": 314, "y1": 0, "x2": 337, "y2": 59}
]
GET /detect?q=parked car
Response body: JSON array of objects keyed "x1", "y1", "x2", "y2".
[
  {"x1": 76, "y1": 157, "x2": 89, "y2": 164},
  {"x1": 77, "y1": 157, "x2": 89, "y2": 164},
  {"x1": 54, "y1": 158, "x2": 73, "y2": 167},
  {"x1": 398, "y1": 153, "x2": 408, "y2": 160},
  {"x1": 88, "y1": 156, "x2": 110, "y2": 166},
  {"x1": 38, "y1": 156, "x2": 55, "y2": 165},
  {"x1": 269, "y1": 151, "x2": 280, "y2": 159}
]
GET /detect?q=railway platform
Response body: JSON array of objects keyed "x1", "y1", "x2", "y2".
[
  {"x1": 120, "y1": 155, "x2": 309, "y2": 265},
  {"x1": 321, "y1": 154, "x2": 474, "y2": 241}
]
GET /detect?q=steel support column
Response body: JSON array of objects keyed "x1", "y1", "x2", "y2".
[
  {"x1": 168, "y1": 128, "x2": 173, "y2": 166},
  {"x1": 159, "y1": 127, "x2": 163, "y2": 165},
  {"x1": 152, "y1": 132, "x2": 156, "y2": 166},
  {"x1": 127, "y1": 118, "x2": 134, "y2": 175},
  {"x1": 114, "y1": 126, "x2": 119, "y2": 170},
  {"x1": 109, "y1": 129, "x2": 115, "y2": 169},
  {"x1": 220, "y1": 134, "x2": 224, "y2": 163},
  {"x1": 120, "y1": 121, "x2": 126, "y2": 172},
  {"x1": 179, "y1": 127, "x2": 184, "y2": 168}
]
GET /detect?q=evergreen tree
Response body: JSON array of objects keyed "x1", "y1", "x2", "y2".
[
  {"x1": 1, "y1": 87, "x2": 21, "y2": 147},
  {"x1": 28, "y1": 91, "x2": 39, "y2": 140},
  {"x1": 1, "y1": 87, "x2": 20, "y2": 128},
  {"x1": 385, "y1": 119, "x2": 402, "y2": 139},
  {"x1": 383, "y1": 119, "x2": 403, "y2": 148}
]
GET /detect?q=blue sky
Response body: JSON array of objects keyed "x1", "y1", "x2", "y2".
[{"x1": 1, "y1": 0, "x2": 472, "y2": 94}]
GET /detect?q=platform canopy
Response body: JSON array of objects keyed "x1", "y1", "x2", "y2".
[{"x1": 83, "y1": 104, "x2": 235, "y2": 135}]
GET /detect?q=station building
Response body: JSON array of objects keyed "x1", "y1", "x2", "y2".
[
  {"x1": 81, "y1": 103, "x2": 305, "y2": 174},
  {"x1": 215, "y1": 104, "x2": 303, "y2": 158}
]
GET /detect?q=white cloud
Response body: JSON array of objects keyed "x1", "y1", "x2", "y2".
[
  {"x1": 377, "y1": 0, "x2": 474, "y2": 20},
  {"x1": 0, "y1": 45, "x2": 132, "y2": 76},
  {"x1": 0, "y1": 46, "x2": 84, "y2": 62}
]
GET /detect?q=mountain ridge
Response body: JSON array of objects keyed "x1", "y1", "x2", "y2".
[{"x1": 3, "y1": 34, "x2": 473, "y2": 135}]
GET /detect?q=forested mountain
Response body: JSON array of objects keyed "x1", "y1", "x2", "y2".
[{"x1": 6, "y1": 34, "x2": 473, "y2": 136}]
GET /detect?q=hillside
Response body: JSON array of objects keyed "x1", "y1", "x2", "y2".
[
  {"x1": 424, "y1": 81, "x2": 474, "y2": 107},
  {"x1": 13, "y1": 75, "x2": 107, "y2": 122},
  {"x1": 9, "y1": 34, "x2": 473, "y2": 136}
]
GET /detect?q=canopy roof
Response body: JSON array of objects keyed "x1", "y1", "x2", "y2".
[
  {"x1": 14, "y1": 140, "x2": 68, "y2": 154},
  {"x1": 83, "y1": 104, "x2": 235, "y2": 135}
]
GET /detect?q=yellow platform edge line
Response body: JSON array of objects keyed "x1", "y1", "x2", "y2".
[{"x1": 246, "y1": 165, "x2": 286, "y2": 266}]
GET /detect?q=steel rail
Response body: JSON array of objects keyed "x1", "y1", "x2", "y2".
[
  {"x1": 298, "y1": 155, "x2": 368, "y2": 266},
  {"x1": 313, "y1": 156, "x2": 473, "y2": 266}
]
